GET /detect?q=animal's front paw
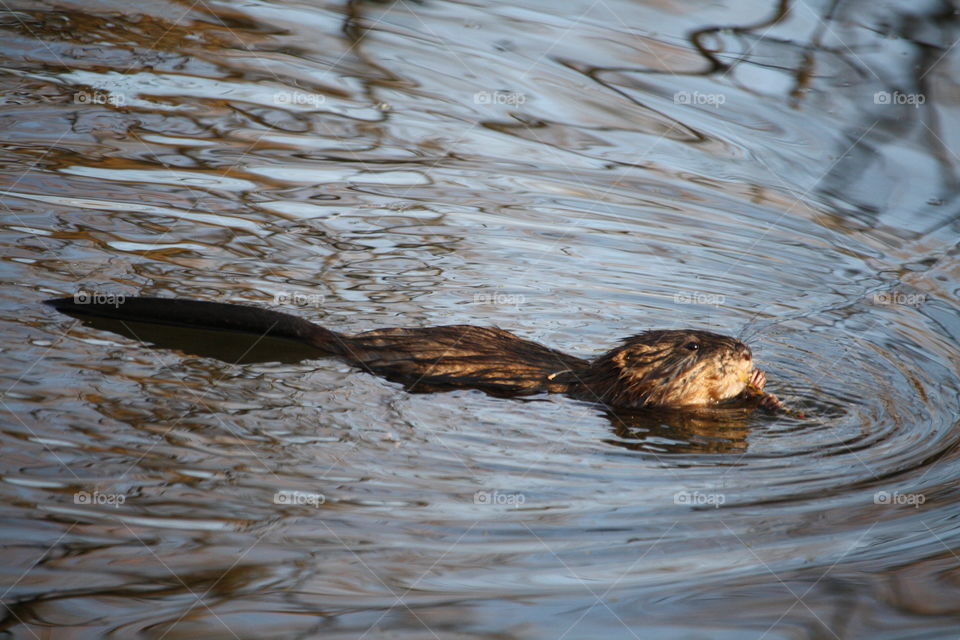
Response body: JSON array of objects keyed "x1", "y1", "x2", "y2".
[
  {"x1": 759, "y1": 392, "x2": 784, "y2": 412},
  {"x1": 749, "y1": 368, "x2": 767, "y2": 390}
]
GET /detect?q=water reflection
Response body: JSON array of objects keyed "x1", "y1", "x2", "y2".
[{"x1": 606, "y1": 406, "x2": 755, "y2": 454}]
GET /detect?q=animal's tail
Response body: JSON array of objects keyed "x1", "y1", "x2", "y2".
[{"x1": 44, "y1": 296, "x2": 343, "y2": 352}]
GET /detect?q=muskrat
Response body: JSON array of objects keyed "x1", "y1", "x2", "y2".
[{"x1": 44, "y1": 296, "x2": 782, "y2": 410}]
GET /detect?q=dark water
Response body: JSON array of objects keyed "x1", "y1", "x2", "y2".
[{"x1": 2, "y1": 0, "x2": 960, "y2": 637}]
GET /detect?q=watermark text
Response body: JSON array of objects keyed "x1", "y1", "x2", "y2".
[
  {"x1": 274, "y1": 490, "x2": 325, "y2": 507},
  {"x1": 273, "y1": 91, "x2": 326, "y2": 108},
  {"x1": 674, "y1": 490, "x2": 725, "y2": 508},
  {"x1": 73, "y1": 290, "x2": 126, "y2": 307},
  {"x1": 474, "y1": 490, "x2": 526, "y2": 507},
  {"x1": 74, "y1": 90, "x2": 126, "y2": 107},
  {"x1": 273, "y1": 292, "x2": 325, "y2": 307},
  {"x1": 874, "y1": 91, "x2": 925, "y2": 108},
  {"x1": 74, "y1": 490, "x2": 125, "y2": 508},
  {"x1": 873, "y1": 291, "x2": 925, "y2": 306},
  {"x1": 474, "y1": 90, "x2": 526, "y2": 106},
  {"x1": 473, "y1": 292, "x2": 525, "y2": 306},
  {"x1": 674, "y1": 91, "x2": 726, "y2": 108},
  {"x1": 874, "y1": 490, "x2": 925, "y2": 508},
  {"x1": 674, "y1": 292, "x2": 725, "y2": 306}
]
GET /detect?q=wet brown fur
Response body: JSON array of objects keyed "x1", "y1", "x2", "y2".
[{"x1": 45, "y1": 297, "x2": 756, "y2": 409}]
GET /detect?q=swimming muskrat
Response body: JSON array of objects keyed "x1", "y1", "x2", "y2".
[{"x1": 44, "y1": 296, "x2": 783, "y2": 410}]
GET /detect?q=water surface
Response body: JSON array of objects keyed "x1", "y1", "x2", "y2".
[{"x1": 2, "y1": 0, "x2": 960, "y2": 637}]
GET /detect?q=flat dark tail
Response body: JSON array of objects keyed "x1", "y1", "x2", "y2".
[
  {"x1": 45, "y1": 295, "x2": 590, "y2": 396},
  {"x1": 43, "y1": 296, "x2": 342, "y2": 352}
]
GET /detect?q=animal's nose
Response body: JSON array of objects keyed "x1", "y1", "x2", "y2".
[{"x1": 739, "y1": 344, "x2": 752, "y2": 361}]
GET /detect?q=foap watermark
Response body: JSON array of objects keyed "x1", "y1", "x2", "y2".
[
  {"x1": 474, "y1": 90, "x2": 526, "y2": 106},
  {"x1": 874, "y1": 490, "x2": 925, "y2": 508},
  {"x1": 74, "y1": 490, "x2": 126, "y2": 508},
  {"x1": 873, "y1": 291, "x2": 926, "y2": 307},
  {"x1": 73, "y1": 290, "x2": 126, "y2": 308},
  {"x1": 873, "y1": 91, "x2": 925, "y2": 108},
  {"x1": 674, "y1": 490, "x2": 725, "y2": 508},
  {"x1": 73, "y1": 90, "x2": 126, "y2": 107},
  {"x1": 274, "y1": 489, "x2": 325, "y2": 507},
  {"x1": 473, "y1": 292, "x2": 525, "y2": 306},
  {"x1": 273, "y1": 291, "x2": 325, "y2": 307},
  {"x1": 273, "y1": 91, "x2": 326, "y2": 108},
  {"x1": 674, "y1": 90, "x2": 726, "y2": 108},
  {"x1": 473, "y1": 490, "x2": 526, "y2": 507},
  {"x1": 674, "y1": 292, "x2": 726, "y2": 306}
]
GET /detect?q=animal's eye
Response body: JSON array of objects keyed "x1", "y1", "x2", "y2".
[{"x1": 685, "y1": 341, "x2": 700, "y2": 351}]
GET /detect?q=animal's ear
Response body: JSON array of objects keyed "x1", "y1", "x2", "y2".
[{"x1": 612, "y1": 343, "x2": 665, "y2": 370}]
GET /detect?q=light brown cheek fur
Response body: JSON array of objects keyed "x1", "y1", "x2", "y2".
[
  {"x1": 663, "y1": 361, "x2": 716, "y2": 406},
  {"x1": 710, "y1": 357, "x2": 753, "y2": 402},
  {"x1": 695, "y1": 353, "x2": 752, "y2": 405}
]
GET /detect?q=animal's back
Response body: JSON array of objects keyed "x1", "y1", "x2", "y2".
[{"x1": 341, "y1": 325, "x2": 589, "y2": 393}]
